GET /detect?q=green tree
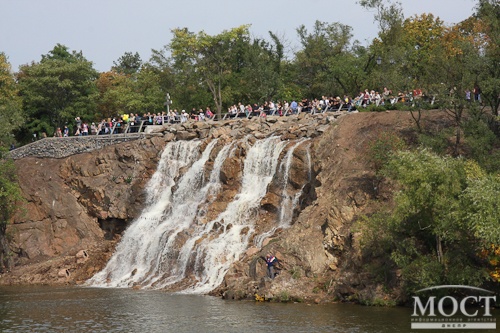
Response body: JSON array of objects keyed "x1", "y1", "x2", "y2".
[
  {"x1": 134, "y1": 66, "x2": 167, "y2": 114},
  {"x1": 475, "y1": 0, "x2": 500, "y2": 115},
  {"x1": 0, "y1": 53, "x2": 23, "y2": 147},
  {"x1": 360, "y1": 149, "x2": 491, "y2": 296},
  {"x1": 363, "y1": 146, "x2": 500, "y2": 296},
  {"x1": 360, "y1": 0, "x2": 406, "y2": 92},
  {"x1": 169, "y1": 25, "x2": 251, "y2": 119},
  {"x1": 461, "y1": 173, "x2": 500, "y2": 246},
  {"x1": 382, "y1": 149, "x2": 466, "y2": 264},
  {"x1": 233, "y1": 37, "x2": 282, "y2": 103},
  {"x1": 112, "y1": 51, "x2": 143, "y2": 75},
  {"x1": 359, "y1": 0, "x2": 404, "y2": 38},
  {"x1": 16, "y1": 44, "x2": 98, "y2": 141},
  {"x1": 149, "y1": 45, "x2": 212, "y2": 112},
  {"x1": 327, "y1": 43, "x2": 372, "y2": 97},
  {"x1": 294, "y1": 20, "x2": 355, "y2": 97},
  {"x1": 96, "y1": 71, "x2": 141, "y2": 119},
  {"x1": 0, "y1": 149, "x2": 24, "y2": 272}
]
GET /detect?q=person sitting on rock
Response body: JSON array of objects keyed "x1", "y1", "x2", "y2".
[{"x1": 265, "y1": 253, "x2": 279, "y2": 279}]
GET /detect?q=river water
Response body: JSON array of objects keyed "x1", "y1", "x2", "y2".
[{"x1": 0, "y1": 286, "x2": 497, "y2": 333}]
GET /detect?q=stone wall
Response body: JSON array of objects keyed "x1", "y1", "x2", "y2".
[
  {"x1": 9, "y1": 134, "x2": 150, "y2": 159},
  {"x1": 9, "y1": 112, "x2": 344, "y2": 160}
]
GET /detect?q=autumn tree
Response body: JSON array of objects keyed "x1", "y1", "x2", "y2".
[
  {"x1": 96, "y1": 71, "x2": 140, "y2": 119},
  {"x1": 399, "y1": 14, "x2": 446, "y2": 91},
  {"x1": 96, "y1": 66, "x2": 165, "y2": 120}
]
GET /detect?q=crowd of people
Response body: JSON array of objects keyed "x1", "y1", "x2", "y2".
[
  {"x1": 39, "y1": 90, "x2": 378, "y2": 139},
  {"x1": 45, "y1": 85, "x2": 478, "y2": 139}
]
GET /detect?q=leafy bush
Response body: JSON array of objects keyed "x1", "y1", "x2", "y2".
[
  {"x1": 277, "y1": 290, "x2": 290, "y2": 302},
  {"x1": 418, "y1": 128, "x2": 454, "y2": 155},
  {"x1": 367, "y1": 131, "x2": 407, "y2": 173},
  {"x1": 360, "y1": 148, "x2": 500, "y2": 300}
]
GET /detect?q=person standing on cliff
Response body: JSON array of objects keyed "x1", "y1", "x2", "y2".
[
  {"x1": 265, "y1": 253, "x2": 278, "y2": 279},
  {"x1": 75, "y1": 117, "x2": 82, "y2": 136},
  {"x1": 290, "y1": 100, "x2": 298, "y2": 114}
]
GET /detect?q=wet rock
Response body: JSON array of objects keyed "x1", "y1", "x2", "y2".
[
  {"x1": 176, "y1": 131, "x2": 198, "y2": 141},
  {"x1": 253, "y1": 131, "x2": 266, "y2": 139},
  {"x1": 193, "y1": 122, "x2": 210, "y2": 130},
  {"x1": 245, "y1": 247, "x2": 259, "y2": 258},
  {"x1": 210, "y1": 127, "x2": 230, "y2": 138},
  {"x1": 197, "y1": 129, "x2": 210, "y2": 139}
]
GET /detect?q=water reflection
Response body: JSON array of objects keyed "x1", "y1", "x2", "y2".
[{"x1": 0, "y1": 286, "x2": 496, "y2": 333}]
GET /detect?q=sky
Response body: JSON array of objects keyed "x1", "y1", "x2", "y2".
[{"x1": 1, "y1": 0, "x2": 478, "y2": 73}]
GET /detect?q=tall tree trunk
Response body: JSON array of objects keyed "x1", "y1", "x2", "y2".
[
  {"x1": 436, "y1": 235, "x2": 443, "y2": 264},
  {"x1": 410, "y1": 109, "x2": 422, "y2": 133}
]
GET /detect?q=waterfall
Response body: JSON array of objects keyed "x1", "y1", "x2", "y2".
[
  {"x1": 277, "y1": 139, "x2": 309, "y2": 226},
  {"x1": 88, "y1": 136, "x2": 310, "y2": 293},
  {"x1": 184, "y1": 136, "x2": 288, "y2": 293},
  {"x1": 88, "y1": 140, "x2": 216, "y2": 287},
  {"x1": 254, "y1": 139, "x2": 309, "y2": 247}
]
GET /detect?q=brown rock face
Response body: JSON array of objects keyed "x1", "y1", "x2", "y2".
[
  {"x1": 3, "y1": 111, "x2": 421, "y2": 305},
  {"x1": 3, "y1": 137, "x2": 166, "y2": 284},
  {"x1": 212, "y1": 112, "x2": 419, "y2": 304}
]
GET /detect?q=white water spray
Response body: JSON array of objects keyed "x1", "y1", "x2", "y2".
[
  {"x1": 88, "y1": 136, "x2": 310, "y2": 293},
  {"x1": 184, "y1": 136, "x2": 288, "y2": 293},
  {"x1": 88, "y1": 140, "x2": 216, "y2": 287},
  {"x1": 254, "y1": 139, "x2": 309, "y2": 247}
]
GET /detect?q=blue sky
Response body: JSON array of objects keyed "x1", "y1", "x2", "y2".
[{"x1": 1, "y1": 0, "x2": 478, "y2": 72}]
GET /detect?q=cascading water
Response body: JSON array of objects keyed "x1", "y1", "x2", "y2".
[
  {"x1": 88, "y1": 136, "x2": 311, "y2": 293},
  {"x1": 184, "y1": 136, "x2": 288, "y2": 293},
  {"x1": 87, "y1": 140, "x2": 214, "y2": 287},
  {"x1": 254, "y1": 139, "x2": 309, "y2": 247}
]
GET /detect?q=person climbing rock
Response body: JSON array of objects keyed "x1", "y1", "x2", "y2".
[{"x1": 265, "y1": 253, "x2": 279, "y2": 279}]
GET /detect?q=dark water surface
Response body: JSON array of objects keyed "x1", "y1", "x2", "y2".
[{"x1": 0, "y1": 286, "x2": 497, "y2": 333}]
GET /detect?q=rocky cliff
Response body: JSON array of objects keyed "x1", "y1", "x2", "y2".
[{"x1": 0, "y1": 111, "x2": 416, "y2": 303}]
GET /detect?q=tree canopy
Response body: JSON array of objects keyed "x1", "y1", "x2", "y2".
[
  {"x1": 16, "y1": 44, "x2": 98, "y2": 140},
  {"x1": 0, "y1": 0, "x2": 497, "y2": 144},
  {"x1": 0, "y1": 53, "x2": 23, "y2": 146}
]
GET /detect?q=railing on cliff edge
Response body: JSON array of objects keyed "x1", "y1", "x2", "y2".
[{"x1": 9, "y1": 107, "x2": 352, "y2": 160}]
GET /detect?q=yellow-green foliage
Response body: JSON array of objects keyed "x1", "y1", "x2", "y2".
[{"x1": 361, "y1": 147, "x2": 500, "y2": 297}]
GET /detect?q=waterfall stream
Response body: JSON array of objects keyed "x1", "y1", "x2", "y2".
[
  {"x1": 88, "y1": 136, "x2": 311, "y2": 293},
  {"x1": 253, "y1": 139, "x2": 309, "y2": 247}
]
